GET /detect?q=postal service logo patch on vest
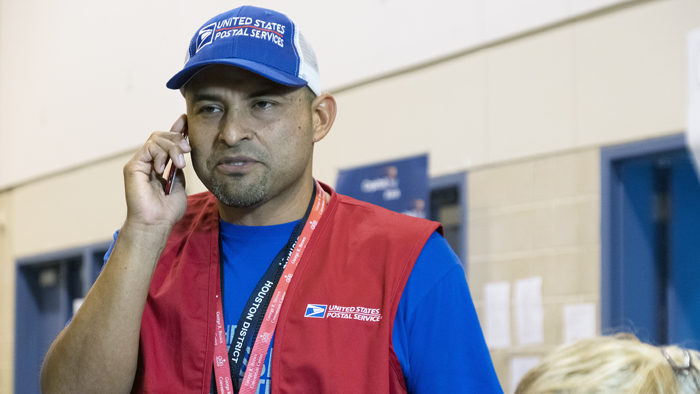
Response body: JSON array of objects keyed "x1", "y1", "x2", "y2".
[
  {"x1": 304, "y1": 304, "x2": 382, "y2": 322},
  {"x1": 304, "y1": 304, "x2": 327, "y2": 318}
]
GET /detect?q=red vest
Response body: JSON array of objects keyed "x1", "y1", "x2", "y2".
[{"x1": 132, "y1": 183, "x2": 441, "y2": 394}]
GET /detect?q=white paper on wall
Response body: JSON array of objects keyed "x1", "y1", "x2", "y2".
[
  {"x1": 563, "y1": 303, "x2": 596, "y2": 344},
  {"x1": 510, "y1": 357, "x2": 542, "y2": 394},
  {"x1": 514, "y1": 276, "x2": 544, "y2": 345},
  {"x1": 484, "y1": 281, "x2": 511, "y2": 349},
  {"x1": 687, "y1": 28, "x2": 700, "y2": 178}
]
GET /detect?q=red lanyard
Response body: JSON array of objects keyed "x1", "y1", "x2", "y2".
[{"x1": 212, "y1": 181, "x2": 328, "y2": 394}]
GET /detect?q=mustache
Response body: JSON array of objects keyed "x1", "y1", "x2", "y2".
[{"x1": 204, "y1": 145, "x2": 268, "y2": 166}]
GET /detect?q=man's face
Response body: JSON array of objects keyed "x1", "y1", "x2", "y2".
[{"x1": 183, "y1": 65, "x2": 316, "y2": 209}]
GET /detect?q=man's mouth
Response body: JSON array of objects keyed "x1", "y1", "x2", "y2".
[{"x1": 216, "y1": 156, "x2": 259, "y2": 173}]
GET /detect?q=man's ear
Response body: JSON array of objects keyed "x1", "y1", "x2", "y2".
[{"x1": 311, "y1": 93, "x2": 337, "y2": 143}]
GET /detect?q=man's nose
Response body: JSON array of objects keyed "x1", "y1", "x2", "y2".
[{"x1": 219, "y1": 110, "x2": 253, "y2": 146}]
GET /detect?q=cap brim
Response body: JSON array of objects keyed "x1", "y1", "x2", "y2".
[{"x1": 166, "y1": 58, "x2": 308, "y2": 90}]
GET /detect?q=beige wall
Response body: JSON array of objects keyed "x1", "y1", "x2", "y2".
[
  {"x1": 316, "y1": 0, "x2": 697, "y2": 184},
  {"x1": 468, "y1": 148, "x2": 601, "y2": 391},
  {"x1": 2, "y1": 0, "x2": 699, "y2": 392},
  {"x1": 10, "y1": 155, "x2": 128, "y2": 259}
]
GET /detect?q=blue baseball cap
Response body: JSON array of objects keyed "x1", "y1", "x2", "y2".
[{"x1": 167, "y1": 5, "x2": 321, "y2": 95}]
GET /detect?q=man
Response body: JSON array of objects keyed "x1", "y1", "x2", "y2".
[{"x1": 41, "y1": 5, "x2": 502, "y2": 394}]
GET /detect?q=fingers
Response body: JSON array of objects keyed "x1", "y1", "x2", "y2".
[
  {"x1": 129, "y1": 115, "x2": 191, "y2": 177},
  {"x1": 170, "y1": 114, "x2": 186, "y2": 133},
  {"x1": 146, "y1": 137, "x2": 184, "y2": 174},
  {"x1": 171, "y1": 114, "x2": 191, "y2": 152}
]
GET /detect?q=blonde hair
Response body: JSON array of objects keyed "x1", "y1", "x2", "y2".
[{"x1": 515, "y1": 334, "x2": 700, "y2": 394}]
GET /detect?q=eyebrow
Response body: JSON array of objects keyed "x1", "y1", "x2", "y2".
[
  {"x1": 188, "y1": 87, "x2": 292, "y2": 102},
  {"x1": 189, "y1": 92, "x2": 223, "y2": 103},
  {"x1": 246, "y1": 85, "x2": 295, "y2": 98}
]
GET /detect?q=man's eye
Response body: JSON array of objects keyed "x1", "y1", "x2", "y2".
[
  {"x1": 201, "y1": 105, "x2": 221, "y2": 113},
  {"x1": 253, "y1": 101, "x2": 273, "y2": 109}
]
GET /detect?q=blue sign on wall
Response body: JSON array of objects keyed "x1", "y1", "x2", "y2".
[{"x1": 335, "y1": 155, "x2": 428, "y2": 218}]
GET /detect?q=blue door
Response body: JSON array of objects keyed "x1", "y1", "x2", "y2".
[
  {"x1": 668, "y1": 158, "x2": 700, "y2": 347},
  {"x1": 603, "y1": 137, "x2": 700, "y2": 349}
]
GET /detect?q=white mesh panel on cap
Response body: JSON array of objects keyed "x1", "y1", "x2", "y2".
[{"x1": 293, "y1": 27, "x2": 321, "y2": 96}]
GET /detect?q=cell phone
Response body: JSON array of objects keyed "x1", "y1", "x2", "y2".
[{"x1": 164, "y1": 123, "x2": 189, "y2": 195}]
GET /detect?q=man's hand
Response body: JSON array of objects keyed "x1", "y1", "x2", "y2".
[{"x1": 124, "y1": 114, "x2": 191, "y2": 229}]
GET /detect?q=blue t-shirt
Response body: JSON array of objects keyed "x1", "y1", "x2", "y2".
[{"x1": 105, "y1": 222, "x2": 502, "y2": 393}]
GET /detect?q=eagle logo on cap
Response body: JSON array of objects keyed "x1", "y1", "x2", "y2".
[{"x1": 196, "y1": 22, "x2": 216, "y2": 53}]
